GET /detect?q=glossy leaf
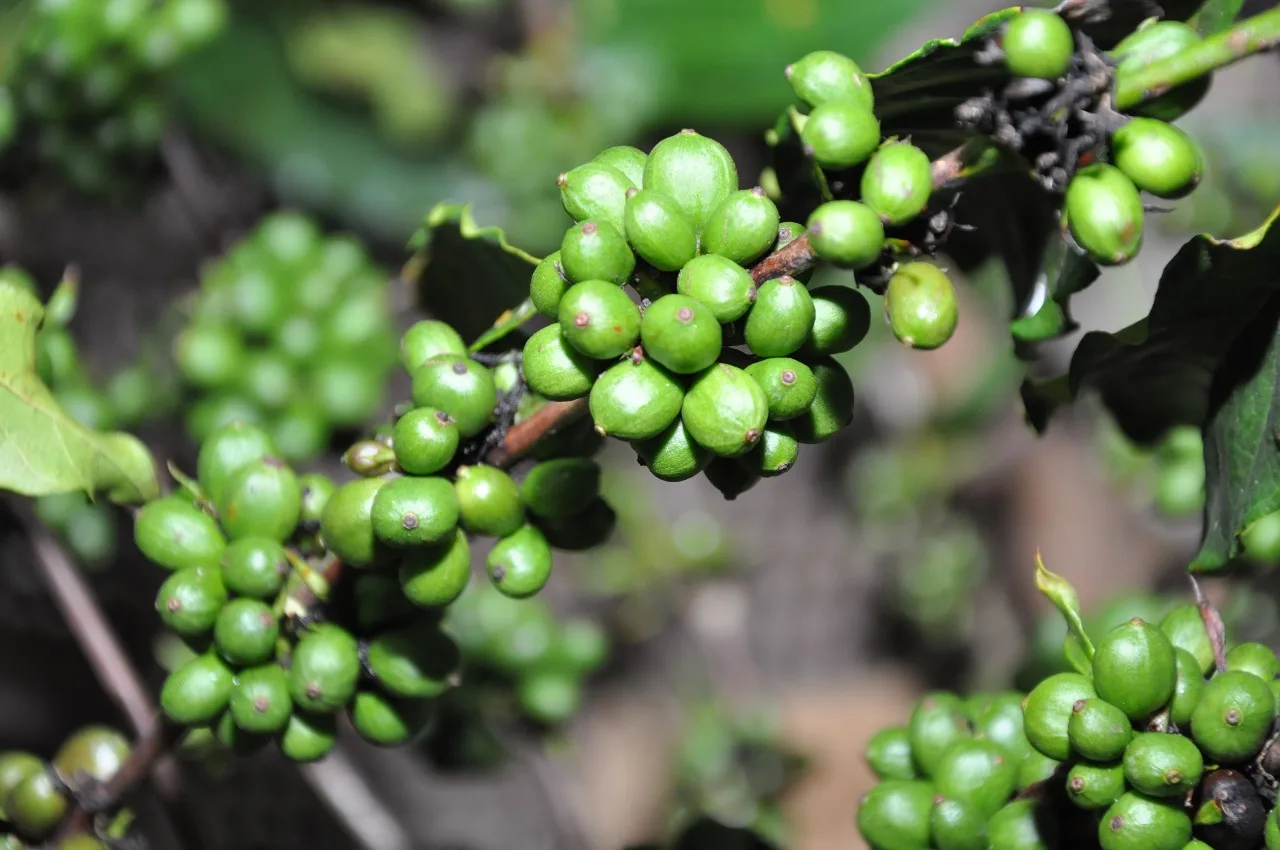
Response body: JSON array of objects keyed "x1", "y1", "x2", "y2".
[
  {"x1": 1022, "y1": 207, "x2": 1280, "y2": 444},
  {"x1": 1191, "y1": 0, "x2": 1247, "y2": 35},
  {"x1": 0, "y1": 282, "x2": 159, "y2": 504},
  {"x1": 409, "y1": 203, "x2": 541, "y2": 343}
]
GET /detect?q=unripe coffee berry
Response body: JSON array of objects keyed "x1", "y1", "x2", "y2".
[
  {"x1": 639, "y1": 294, "x2": 723, "y2": 374},
  {"x1": 681, "y1": 363, "x2": 769, "y2": 457},
  {"x1": 557, "y1": 279, "x2": 642, "y2": 360},
  {"x1": 807, "y1": 200, "x2": 884, "y2": 269},
  {"x1": 856, "y1": 780, "x2": 934, "y2": 850},
  {"x1": 790, "y1": 356, "x2": 855, "y2": 444},
  {"x1": 392, "y1": 407, "x2": 460, "y2": 475},
  {"x1": 1099, "y1": 791, "x2": 1191, "y2": 850},
  {"x1": 592, "y1": 145, "x2": 647, "y2": 188},
  {"x1": 557, "y1": 162, "x2": 633, "y2": 233},
  {"x1": 675, "y1": 254, "x2": 756, "y2": 323},
  {"x1": 410, "y1": 355, "x2": 497, "y2": 438},
  {"x1": 642, "y1": 130, "x2": 738, "y2": 230},
  {"x1": 805, "y1": 284, "x2": 871, "y2": 355},
  {"x1": 861, "y1": 141, "x2": 933, "y2": 226},
  {"x1": 1190, "y1": 669, "x2": 1276, "y2": 763},
  {"x1": 622, "y1": 189, "x2": 697, "y2": 272},
  {"x1": 400, "y1": 319, "x2": 467, "y2": 373},
  {"x1": 521, "y1": 324, "x2": 599, "y2": 400},
  {"x1": 1002, "y1": 10, "x2": 1075, "y2": 80},
  {"x1": 1022, "y1": 672, "x2": 1096, "y2": 761},
  {"x1": 786, "y1": 50, "x2": 873, "y2": 110},
  {"x1": 288, "y1": 624, "x2": 361, "y2": 713},
  {"x1": 487, "y1": 523, "x2": 554, "y2": 598},
  {"x1": 745, "y1": 357, "x2": 817, "y2": 421},
  {"x1": 633, "y1": 419, "x2": 712, "y2": 482},
  {"x1": 744, "y1": 275, "x2": 814, "y2": 357},
  {"x1": 701, "y1": 188, "x2": 780, "y2": 266},
  {"x1": 530, "y1": 251, "x2": 571, "y2": 320},
  {"x1": 371, "y1": 475, "x2": 460, "y2": 547},
  {"x1": 1092, "y1": 617, "x2": 1177, "y2": 722},
  {"x1": 1111, "y1": 117, "x2": 1203, "y2": 200},
  {"x1": 1065, "y1": 164, "x2": 1145, "y2": 266},
  {"x1": 559, "y1": 220, "x2": 635, "y2": 285},
  {"x1": 398, "y1": 528, "x2": 471, "y2": 608},
  {"x1": 589, "y1": 354, "x2": 684, "y2": 440},
  {"x1": 801, "y1": 99, "x2": 881, "y2": 170},
  {"x1": 455, "y1": 465, "x2": 525, "y2": 537},
  {"x1": 885, "y1": 262, "x2": 959, "y2": 350}
]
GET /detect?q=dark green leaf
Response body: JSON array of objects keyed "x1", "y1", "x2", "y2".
[
  {"x1": 1192, "y1": 295, "x2": 1280, "y2": 571},
  {"x1": 410, "y1": 203, "x2": 541, "y2": 344},
  {"x1": 1022, "y1": 206, "x2": 1280, "y2": 444},
  {"x1": 1010, "y1": 231, "x2": 1101, "y2": 353},
  {"x1": 1191, "y1": 0, "x2": 1246, "y2": 34},
  {"x1": 0, "y1": 282, "x2": 159, "y2": 504}
]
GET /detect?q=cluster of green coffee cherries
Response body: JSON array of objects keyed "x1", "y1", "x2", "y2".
[
  {"x1": 998, "y1": 10, "x2": 1208, "y2": 266},
  {"x1": 1101, "y1": 424, "x2": 1206, "y2": 521},
  {"x1": 176, "y1": 211, "x2": 398, "y2": 462},
  {"x1": 0, "y1": 726, "x2": 134, "y2": 848},
  {"x1": 1, "y1": 0, "x2": 226, "y2": 196},
  {"x1": 135, "y1": 421, "x2": 458, "y2": 759},
  {"x1": 779, "y1": 50, "x2": 965, "y2": 352},
  {"x1": 444, "y1": 583, "x2": 609, "y2": 725},
  {"x1": 858, "y1": 601, "x2": 1280, "y2": 850},
  {"x1": 523, "y1": 125, "x2": 956, "y2": 497}
]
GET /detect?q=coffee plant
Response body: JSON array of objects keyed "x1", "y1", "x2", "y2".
[{"x1": 5, "y1": 0, "x2": 1280, "y2": 847}]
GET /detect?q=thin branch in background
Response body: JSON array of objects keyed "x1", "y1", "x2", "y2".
[{"x1": 299, "y1": 743, "x2": 415, "y2": 850}]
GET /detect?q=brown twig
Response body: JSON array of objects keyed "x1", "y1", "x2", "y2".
[
  {"x1": 484, "y1": 398, "x2": 589, "y2": 468},
  {"x1": 1190, "y1": 574, "x2": 1228, "y2": 675}
]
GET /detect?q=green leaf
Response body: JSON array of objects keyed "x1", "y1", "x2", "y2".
[
  {"x1": 468, "y1": 299, "x2": 539, "y2": 354},
  {"x1": 1191, "y1": 296, "x2": 1280, "y2": 572},
  {"x1": 409, "y1": 202, "x2": 541, "y2": 344},
  {"x1": 1191, "y1": 0, "x2": 1246, "y2": 35},
  {"x1": 1058, "y1": 0, "x2": 1204, "y2": 48},
  {"x1": 0, "y1": 282, "x2": 159, "y2": 504},
  {"x1": 1022, "y1": 207, "x2": 1280, "y2": 444},
  {"x1": 1035, "y1": 553, "x2": 1095, "y2": 661}
]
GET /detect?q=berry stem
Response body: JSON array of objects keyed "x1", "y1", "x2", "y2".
[
  {"x1": 1113, "y1": 5, "x2": 1280, "y2": 111},
  {"x1": 484, "y1": 397, "x2": 590, "y2": 468}
]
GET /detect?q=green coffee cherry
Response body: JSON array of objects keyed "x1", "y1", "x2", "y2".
[
  {"x1": 701, "y1": 188, "x2": 780, "y2": 265},
  {"x1": 0, "y1": 752, "x2": 43, "y2": 813},
  {"x1": 175, "y1": 323, "x2": 244, "y2": 389},
  {"x1": 1159, "y1": 604, "x2": 1215, "y2": 675},
  {"x1": 560, "y1": 220, "x2": 635, "y2": 285},
  {"x1": 885, "y1": 262, "x2": 958, "y2": 350},
  {"x1": 344, "y1": 440, "x2": 396, "y2": 477},
  {"x1": 786, "y1": 50, "x2": 873, "y2": 110},
  {"x1": 589, "y1": 355, "x2": 684, "y2": 440},
  {"x1": 861, "y1": 142, "x2": 933, "y2": 226},
  {"x1": 279, "y1": 711, "x2": 338, "y2": 763},
  {"x1": 349, "y1": 690, "x2": 436, "y2": 747},
  {"x1": 410, "y1": 355, "x2": 497, "y2": 438},
  {"x1": 299, "y1": 474, "x2": 337, "y2": 527},
  {"x1": 487, "y1": 523, "x2": 553, "y2": 598},
  {"x1": 930, "y1": 797, "x2": 986, "y2": 850},
  {"x1": 1099, "y1": 791, "x2": 1191, "y2": 850},
  {"x1": 681, "y1": 363, "x2": 769, "y2": 457},
  {"x1": 640, "y1": 294, "x2": 722, "y2": 374},
  {"x1": 1111, "y1": 118, "x2": 1202, "y2": 200},
  {"x1": 1067, "y1": 698, "x2": 1131, "y2": 761},
  {"x1": 455, "y1": 465, "x2": 525, "y2": 537},
  {"x1": 530, "y1": 252, "x2": 571, "y2": 320},
  {"x1": 214, "y1": 598, "x2": 280, "y2": 666},
  {"x1": 1225, "y1": 641, "x2": 1278, "y2": 681},
  {"x1": 1018, "y1": 750, "x2": 1061, "y2": 792},
  {"x1": 746, "y1": 424, "x2": 799, "y2": 476},
  {"x1": 217, "y1": 456, "x2": 302, "y2": 542},
  {"x1": 790, "y1": 356, "x2": 855, "y2": 443},
  {"x1": 1092, "y1": 617, "x2": 1177, "y2": 722},
  {"x1": 864, "y1": 726, "x2": 917, "y2": 780},
  {"x1": 161, "y1": 653, "x2": 234, "y2": 724},
  {"x1": 1242, "y1": 510, "x2": 1280, "y2": 564},
  {"x1": 991, "y1": 798, "x2": 1058, "y2": 849},
  {"x1": 933, "y1": 739, "x2": 1017, "y2": 816},
  {"x1": 156, "y1": 567, "x2": 227, "y2": 637},
  {"x1": 371, "y1": 476, "x2": 459, "y2": 547},
  {"x1": 1190, "y1": 669, "x2": 1276, "y2": 763},
  {"x1": 1168, "y1": 648, "x2": 1205, "y2": 727},
  {"x1": 972, "y1": 692, "x2": 1031, "y2": 763},
  {"x1": 1023, "y1": 672, "x2": 1096, "y2": 761},
  {"x1": 805, "y1": 285, "x2": 871, "y2": 355},
  {"x1": 775, "y1": 221, "x2": 806, "y2": 251},
  {"x1": 1122, "y1": 732, "x2": 1201, "y2": 798},
  {"x1": 399, "y1": 529, "x2": 471, "y2": 608},
  {"x1": 1065, "y1": 164, "x2": 1145, "y2": 266},
  {"x1": 6, "y1": 770, "x2": 68, "y2": 840},
  {"x1": 392, "y1": 407, "x2": 460, "y2": 475},
  {"x1": 400, "y1": 319, "x2": 467, "y2": 373},
  {"x1": 855, "y1": 779, "x2": 934, "y2": 850},
  {"x1": 744, "y1": 275, "x2": 815, "y2": 357},
  {"x1": 518, "y1": 670, "x2": 582, "y2": 725},
  {"x1": 801, "y1": 100, "x2": 880, "y2": 170},
  {"x1": 557, "y1": 279, "x2": 642, "y2": 360},
  {"x1": 521, "y1": 459, "x2": 600, "y2": 520},
  {"x1": 229, "y1": 664, "x2": 292, "y2": 733},
  {"x1": 289, "y1": 625, "x2": 362, "y2": 713},
  {"x1": 675, "y1": 254, "x2": 757, "y2": 323},
  {"x1": 215, "y1": 709, "x2": 272, "y2": 755},
  {"x1": 320, "y1": 477, "x2": 387, "y2": 568},
  {"x1": 367, "y1": 621, "x2": 459, "y2": 698},
  {"x1": 557, "y1": 162, "x2": 633, "y2": 233},
  {"x1": 592, "y1": 145, "x2": 647, "y2": 188},
  {"x1": 745, "y1": 358, "x2": 816, "y2": 421},
  {"x1": 1067, "y1": 760, "x2": 1126, "y2": 810},
  {"x1": 134, "y1": 494, "x2": 226, "y2": 570},
  {"x1": 53, "y1": 727, "x2": 129, "y2": 783},
  {"x1": 642, "y1": 130, "x2": 738, "y2": 230},
  {"x1": 907, "y1": 692, "x2": 970, "y2": 777},
  {"x1": 1112, "y1": 22, "x2": 1211, "y2": 121},
  {"x1": 703, "y1": 456, "x2": 761, "y2": 500},
  {"x1": 521, "y1": 324, "x2": 599, "y2": 401},
  {"x1": 220, "y1": 537, "x2": 289, "y2": 599},
  {"x1": 553, "y1": 620, "x2": 609, "y2": 673},
  {"x1": 623, "y1": 189, "x2": 698, "y2": 272},
  {"x1": 1002, "y1": 9, "x2": 1074, "y2": 79},
  {"x1": 197, "y1": 421, "x2": 278, "y2": 507},
  {"x1": 633, "y1": 419, "x2": 713, "y2": 482},
  {"x1": 807, "y1": 200, "x2": 884, "y2": 269}
]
